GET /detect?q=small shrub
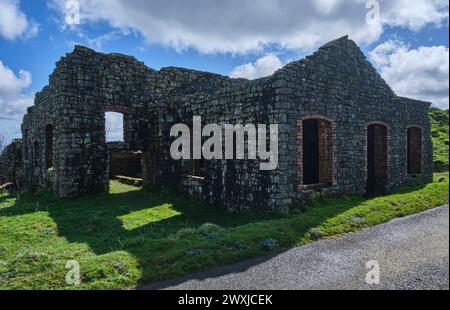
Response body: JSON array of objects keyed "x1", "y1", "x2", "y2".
[
  {"x1": 233, "y1": 241, "x2": 247, "y2": 252},
  {"x1": 198, "y1": 223, "x2": 224, "y2": 239},
  {"x1": 21, "y1": 250, "x2": 47, "y2": 263},
  {"x1": 176, "y1": 227, "x2": 196, "y2": 239},
  {"x1": 204, "y1": 231, "x2": 220, "y2": 238},
  {"x1": 41, "y1": 227, "x2": 53, "y2": 235},
  {"x1": 0, "y1": 267, "x2": 18, "y2": 280},
  {"x1": 83, "y1": 268, "x2": 107, "y2": 282},
  {"x1": 114, "y1": 261, "x2": 129, "y2": 277},
  {"x1": 438, "y1": 176, "x2": 446, "y2": 183},
  {"x1": 260, "y1": 238, "x2": 279, "y2": 251},
  {"x1": 348, "y1": 215, "x2": 366, "y2": 227},
  {"x1": 308, "y1": 227, "x2": 325, "y2": 240},
  {"x1": 185, "y1": 249, "x2": 205, "y2": 257}
]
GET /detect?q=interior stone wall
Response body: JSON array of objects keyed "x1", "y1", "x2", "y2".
[{"x1": 107, "y1": 142, "x2": 143, "y2": 178}]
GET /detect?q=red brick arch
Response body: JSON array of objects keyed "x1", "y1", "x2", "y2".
[{"x1": 364, "y1": 121, "x2": 390, "y2": 194}]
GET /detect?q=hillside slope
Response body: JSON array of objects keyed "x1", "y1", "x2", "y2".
[{"x1": 429, "y1": 108, "x2": 449, "y2": 171}]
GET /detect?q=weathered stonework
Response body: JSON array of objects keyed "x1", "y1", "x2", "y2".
[
  {"x1": 3, "y1": 36, "x2": 432, "y2": 212},
  {"x1": 0, "y1": 139, "x2": 23, "y2": 187}
]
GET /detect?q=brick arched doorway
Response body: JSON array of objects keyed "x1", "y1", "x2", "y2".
[
  {"x1": 366, "y1": 123, "x2": 388, "y2": 196},
  {"x1": 299, "y1": 116, "x2": 334, "y2": 187}
]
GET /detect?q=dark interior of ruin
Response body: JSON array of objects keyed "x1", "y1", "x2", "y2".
[
  {"x1": 302, "y1": 119, "x2": 333, "y2": 187},
  {"x1": 108, "y1": 145, "x2": 143, "y2": 179},
  {"x1": 303, "y1": 119, "x2": 320, "y2": 185}
]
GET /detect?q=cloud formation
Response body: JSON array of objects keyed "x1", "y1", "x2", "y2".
[
  {"x1": 49, "y1": 0, "x2": 448, "y2": 54},
  {"x1": 0, "y1": 0, "x2": 38, "y2": 40},
  {"x1": 230, "y1": 54, "x2": 284, "y2": 79},
  {"x1": 370, "y1": 40, "x2": 449, "y2": 109},
  {"x1": 0, "y1": 60, "x2": 34, "y2": 144}
]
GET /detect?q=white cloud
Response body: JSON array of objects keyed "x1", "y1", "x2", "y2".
[
  {"x1": 381, "y1": 0, "x2": 449, "y2": 31},
  {"x1": 61, "y1": 26, "x2": 132, "y2": 52},
  {"x1": 370, "y1": 40, "x2": 449, "y2": 109},
  {"x1": 86, "y1": 31, "x2": 124, "y2": 51},
  {"x1": 230, "y1": 54, "x2": 284, "y2": 79},
  {"x1": 0, "y1": 60, "x2": 34, "y2": 145},
  {"x1": 0, "y1": 0, "x2": 39, "y2": 40},
  {"x1": 49, "y1": 0, "x2": 448, "y2": 54},
  {"x1": 0, "y1": 61, "x2": 31, "y2": 97}
]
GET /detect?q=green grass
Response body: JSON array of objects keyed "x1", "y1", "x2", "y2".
[
  {"x1": 0, "y1": 174, "x2": 448, "y2": 290},
  {"x1": 429, "y1": 107, "x2": 449, "y2": 171}
]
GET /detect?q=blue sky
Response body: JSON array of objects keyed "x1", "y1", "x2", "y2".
[{"x1": 0, "y1": 0, "x2": 449, "y2": 145}]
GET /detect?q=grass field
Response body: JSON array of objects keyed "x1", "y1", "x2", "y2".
[{"x1": 0, "y1": 173, "x2": 448, "y2": 289}]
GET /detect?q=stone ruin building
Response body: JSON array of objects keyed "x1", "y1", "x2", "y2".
[{"x1": 0, "y1": 36, "x2": 432, "y2": 212}]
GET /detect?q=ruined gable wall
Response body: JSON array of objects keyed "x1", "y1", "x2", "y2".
[{"x1": 273, "y1": 36, "x2": 432, "y2": 205}]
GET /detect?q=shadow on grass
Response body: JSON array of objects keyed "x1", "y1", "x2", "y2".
[
  {"x1": 0, "y1": 195, "x2": 11, "y2": 205},
  {"x1": 0, "y1": 179, "x2": 430, "y2": 288}
]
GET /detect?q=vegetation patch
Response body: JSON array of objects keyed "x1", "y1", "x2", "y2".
[
  {"x1": 429, "y1": 108, "x2": 449, "y2": 172},
  {"x1": 0, "y1": 174, "x2": 448, "y2": 289}
]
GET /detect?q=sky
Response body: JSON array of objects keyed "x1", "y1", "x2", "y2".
[{"x1": 0, "y1": 0, "x2": 449, "y2": 146}]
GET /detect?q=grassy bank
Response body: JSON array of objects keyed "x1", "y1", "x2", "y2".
[
  {"x1": 429, "y1": 108, "x2": 449, "y2": 171},
  {"x1": 0, "y1": 174, "x2": 448, "y2": 289}
]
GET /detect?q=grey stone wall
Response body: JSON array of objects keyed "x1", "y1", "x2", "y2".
[
  {"x1": 0, "y1": 139, "x2": 23, "y2": 187},
  {"x1": 17, "y1": 36, "x2": 433, "y2": 212}
]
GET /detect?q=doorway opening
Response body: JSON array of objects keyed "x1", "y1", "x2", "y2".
[
  {"x1": 366, "y1": 124, "x2": 388, "y2": 196},
  {"x1": 104, "y1": 112, "x2": 143, "y2": 181},
  {"x1": 302, "y1": 118, "x2": 333, "y2": 187}
]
